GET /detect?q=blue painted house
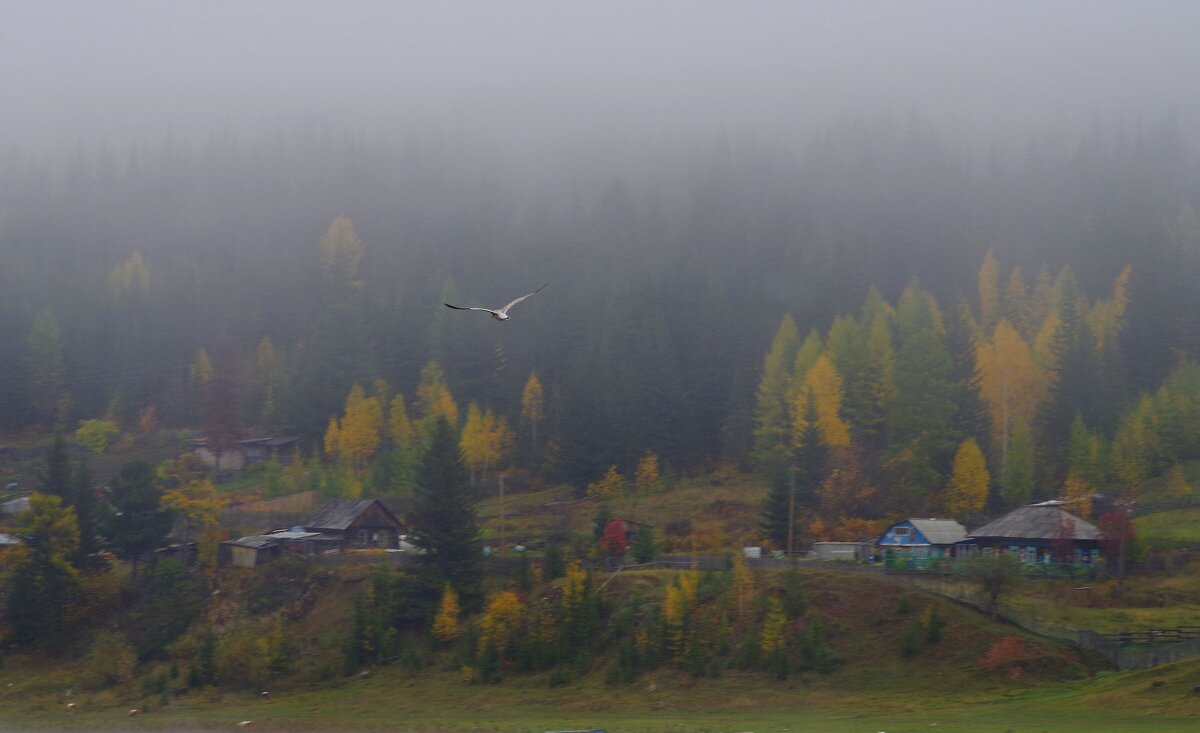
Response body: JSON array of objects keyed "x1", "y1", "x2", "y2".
[
  {"x1": 878, "y1": 518, "x2": 968, "y2": 562},
  {"x1": 957, "y1": 503, "x2": 1102, "y2": 565}
]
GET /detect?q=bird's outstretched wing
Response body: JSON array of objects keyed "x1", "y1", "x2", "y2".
[
  {"x1": 498, "y1": 283, "x2": 548, "y2": 315},
  {"x1": 444, "y1": 303, "x2": 496, "y2": 314}
]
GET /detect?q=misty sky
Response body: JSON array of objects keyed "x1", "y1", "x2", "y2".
[{"x1": 4, "y1": 0, "x2": 1200, "y2": 153}]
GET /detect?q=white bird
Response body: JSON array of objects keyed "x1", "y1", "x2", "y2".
[{"x1": 444, "y1": 284, "x2": 546, "y2": 321}]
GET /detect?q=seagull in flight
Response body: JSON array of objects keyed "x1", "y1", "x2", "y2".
[{"x1": 444, "y1": 283, "x2": 547, "y2": 321}]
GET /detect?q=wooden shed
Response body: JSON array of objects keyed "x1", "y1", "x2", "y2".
[
  {"x1": 220, "y1": 535, "x2": 285, "y2": 568},
  {"x1": 302, "y1": 499, "x2": 402, "y2": 549}
]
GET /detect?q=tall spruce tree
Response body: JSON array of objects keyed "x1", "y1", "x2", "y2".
[
  {"x1": 409, "y1": 417, "x2": 483, "y2": 609},
  {"x1": 103, "y1": 461, "x2": 171, "y2": 580},
  {"x1": 1037, "y1": 270, "x2": 1095, "y2": 490},
  {"x1": 885, "y1": 299, "x2": 959, "y2": 509},
  {"x1": 752, "y1": 315, "x2": 800, "y2": 473},
  {"x1": 38, "y1": 434, "x2": 101, "y2": 562}
]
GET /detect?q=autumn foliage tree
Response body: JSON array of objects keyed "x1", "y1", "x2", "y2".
[
  {"x1": 0, "y1": 493, "x2": 80, "y2": 646},
  {"x1": 460, "y1": 403, "x2": 513, "y2": 486},
  {"x1": 432, "y1": 584, "x2": 461, "y2": 642},
  {"x1": 520, "y1": 371, "x2": 545, "y2": 464},
  {"x1": 601, "y1": 517, "x2": 628, "y2": 560},
  {"x1": 634, "y1": 451, "x2": 661, "y2": 493},
  {"x1": 943, "y1": 438, "x2": 989, "y2": 519}
]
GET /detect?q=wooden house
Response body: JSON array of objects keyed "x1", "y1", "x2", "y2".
[
  {"x1": 191, "y1": 435, "x2": 300, "y2": 472},
  {"x1": 610, "y1": 517, "x2": 653, "y2": 546},
  {"x1": 958, "y1": 503, "x2": 1102, "y2": 565},
  {"x1": 302, "y1": 499, "x2": 402, "y2": 549},
  {"x1": 878, "y1": 518, "x2": 968, "y2": 561}
]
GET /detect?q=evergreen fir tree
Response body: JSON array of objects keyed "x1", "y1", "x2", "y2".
[
  {"x1": 409, "y1": 417, "x2": 483, "y2": 609},
  {"x1": 1037, "y1": 270, "x2": 1096, "y2": 490},
  {"x1": 752, "y1": 315, "x2": 800, "y2": 473}
]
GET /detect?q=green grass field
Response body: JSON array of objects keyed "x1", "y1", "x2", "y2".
[{"x1": 4, "y1": 657, "x2": 1200, "y2": 733}]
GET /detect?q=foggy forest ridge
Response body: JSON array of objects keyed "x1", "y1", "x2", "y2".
[
  {"x1": 2, "y1": 1, "x2": 1200, "y2": 483},
  {"x1": 5, "y1": 1, "x2": 1200, "y2": 155}
]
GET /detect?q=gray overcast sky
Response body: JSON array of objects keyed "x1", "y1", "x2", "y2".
[{"x1": 3, "y1": 0, "x2": 1200, "y2": 152}]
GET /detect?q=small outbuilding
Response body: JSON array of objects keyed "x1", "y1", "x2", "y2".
[
  {"x1": 221, "y1": 535, "x2": 285, "y2": 568},
  {"x1": 810, "y1": 541, "x2": 873, "y2": 562},
  {"x1": 219, "y1": 528, "x2": 343, "y2": 568},
  {"x1": 878, "y1": 518, "x2": 968, "y2": 561},
  {"x1": 302, "y1": 499, "x2": 402, "y2": 549}
]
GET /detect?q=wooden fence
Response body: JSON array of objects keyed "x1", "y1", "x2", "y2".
[{"x1": 885, "y1": 572, "x2": 1200, "y2": 670}]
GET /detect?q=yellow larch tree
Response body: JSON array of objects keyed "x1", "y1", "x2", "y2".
[
  {"x1": 1087, "y1": 265, "x2": 1133, "y2": 352},
  {"x1": 107, "y1": 251, "x2": 151, "y2": 299},
  {"x1": 976, "y1": 319, "x2": 1046, "y2": 485},
  {"x1": 662, "y1": 571, "x2": 698, "y2": 661},
  {"x1": 460, "y1": 404, "x2": 511, "y2": 485},
  {"x1": 161, "y1": 478, "x2": 229, "y2": 573},
  {"x1": 587, "y1": 465, "x2": 625, "y2": 498},
  {"x1": 432, "y1": 584, "x2": 462, "y2": 642},
  {"x1": 460, "y1": 403, "x2": 486, "y2": 484},
  {"x1": 784, "y1": 329, "x2": 824, "y2": 417},
  {"x1": 189, "y1": 348, "x2": 214, "y2": 385},
  {"x1": 388, "y1": 393, "x2": 416, "y2": 448},
  {"x1": 323, "y1": 416, "x2": 342, "y2": 460},
  {"x1": 520, "y1": 371, "x2": 545, "y2": 457},
  {"x1": 943, "y1": 438, "x2": 990, "y2": 518},
  {"x1": 634, "y1": 451, "x2": 661, "y2": 494},
  {"x1": 337, "y1": 385, "x2": 383, "y2": 472},
  {"x1": 478, "y1": 590, "x2": 522, "y2": 654},
  {"x1": 760, "y1": 597, "x2": 787, "y2": 656},
  {"x1": 796, "y1": 354, "x2": 851, "y2": 448},
  {"x1": 319, "y1": 215, "x2": 364, "y2": 289}
]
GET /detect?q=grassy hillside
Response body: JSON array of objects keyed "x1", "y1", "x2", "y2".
[{"x1": 7, "y1": 562, "x2": 1200, "y2": 732}]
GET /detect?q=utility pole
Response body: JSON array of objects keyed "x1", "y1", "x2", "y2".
[
  {"x1": 787, "y1": 465, "x2": 796, "y2": 558},
  {"x1": 498, "y1": 473, "x2": 506, "y2": 553}
]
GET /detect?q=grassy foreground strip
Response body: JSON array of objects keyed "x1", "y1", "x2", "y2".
[{"x1": 3, "y1": 659, "x2": 1199, "y2": 733}]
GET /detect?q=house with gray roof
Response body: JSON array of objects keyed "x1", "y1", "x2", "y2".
[
  {"x1": 302, "y1": 498, "x2": 402, "y2": 549},
  {"x1": 877, "y1": 518, "x2": 968, "y2": 562},
  {"x1": 959, "y1": 503, "x2": 1102, "y2": 565}
]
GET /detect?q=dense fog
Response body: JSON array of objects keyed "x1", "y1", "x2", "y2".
[{"x1": 3, "y1": 1, "x2": 1200, "y2": 481}]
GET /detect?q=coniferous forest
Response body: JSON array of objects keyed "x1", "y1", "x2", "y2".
[{"x1": 3, "y1": 119, "x2": 1199, "y2": 502}]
